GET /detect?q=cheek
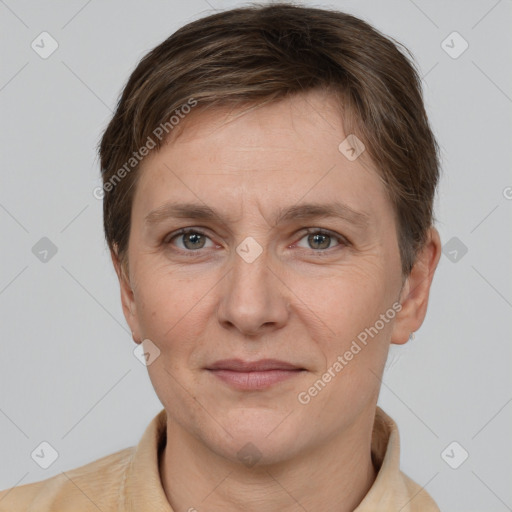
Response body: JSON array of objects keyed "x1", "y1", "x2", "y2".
[
  {"x1": 298, "y1": 261, "x2": 397, "y2": 401},
  {"x1": 136, "y1": 274, "x2": 210, "y2": 412},
  {"x1": 134, "y1": 261, "x2": 204, "y2": 323},
  {"x1": 298, "y1": 262, "x2": 391, "y2": 338},
  {"x1": 132, "y1": 265, "x2": 223, "y2": 373},
  {"x1": 300, "y1": 282, "x2": 394, "y2": 426}
]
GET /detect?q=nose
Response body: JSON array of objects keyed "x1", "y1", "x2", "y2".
[{"x1": 216, "y1": 244, "x2": 290, "y2": 338}]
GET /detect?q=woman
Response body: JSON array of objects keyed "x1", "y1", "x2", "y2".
[{"x1": 0, "y1": 3, "x2": 442, "y2": 510}]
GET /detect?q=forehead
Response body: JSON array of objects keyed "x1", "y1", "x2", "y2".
[{"x1": 133, "y1": 90, "x2": 392, "y2": 228}]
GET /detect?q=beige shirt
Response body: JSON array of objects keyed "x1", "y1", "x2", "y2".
[{"x1": 0, "y1": 406, "x2": 439, "y2": 511}]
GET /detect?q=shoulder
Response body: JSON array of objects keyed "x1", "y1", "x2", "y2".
[{"x1": 0, "y1": 446, "x2": 135, "y2": 512}]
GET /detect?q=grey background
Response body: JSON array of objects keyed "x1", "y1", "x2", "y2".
[{"x1": 1, "y1": 0, "x2": 511, "y2": 510}]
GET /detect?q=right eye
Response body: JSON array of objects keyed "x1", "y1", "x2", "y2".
[{"x1": 164, "y1": 228, "x2": 217, "y2": 252}]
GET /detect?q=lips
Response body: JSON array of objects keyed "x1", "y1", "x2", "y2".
[
  {"x1": 206, "y1": 358, "x2": 303, "y2": 372},
  {"x1": 206, "y1": 359, "x2": 305, "y2": 390}
]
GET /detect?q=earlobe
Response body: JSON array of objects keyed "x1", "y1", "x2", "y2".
[
  {"x1": 110, "y1": 248, "x2": 140, "y2": 341},
  {"x1": 391, "y1": 227, "x2": 442, "y2": 345}
]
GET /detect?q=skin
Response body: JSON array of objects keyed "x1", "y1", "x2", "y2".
[{"x1": 112, "y1": 89, "x2": 441, "y2": 512}]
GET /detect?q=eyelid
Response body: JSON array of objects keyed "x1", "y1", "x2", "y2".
[
  {"x1": 293, "y1": 228, "x2": 350, "y2": 249},
  {"x1": 163, "y1": 226, "x2": 349, "y2": 254},
  {"x1": 164, "y1": 227, "x2": 216, "y2": 247}
]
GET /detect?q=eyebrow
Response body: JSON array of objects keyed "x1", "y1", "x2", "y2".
[{"x1": 144, "y1": 200, "x2": 370, "y2": 229}]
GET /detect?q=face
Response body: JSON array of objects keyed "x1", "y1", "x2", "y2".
[{"x1": 115, "y1": 89, "x2": 431, "y2": 465}]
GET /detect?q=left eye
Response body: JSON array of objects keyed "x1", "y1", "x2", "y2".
[
  {"x1": 295, "y1": 230, "x2": 344, "y2": 251},
  {"x1": 164, "y1": 228, "x2": 346, "y2": 253}
]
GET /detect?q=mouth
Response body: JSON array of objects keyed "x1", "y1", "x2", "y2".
[{"x1": 206, "y1": 358, "x2": 306, "y2": 390}]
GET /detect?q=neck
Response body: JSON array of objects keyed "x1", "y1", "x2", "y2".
[{"x1": 159, "y1": 411, "x2": 378, "y2": 512}]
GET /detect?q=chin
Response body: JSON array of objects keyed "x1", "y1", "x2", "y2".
[
  {"x1": 205, "y1": 410, "x2": 306, "y2": 466},
  {"x1": 215, "y1": 432, "x2": 303, "y2": 468}
]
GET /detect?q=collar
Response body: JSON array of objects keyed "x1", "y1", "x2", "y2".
[{"x1": 120, "y1": 406, "x2": 438, "y2": 511}]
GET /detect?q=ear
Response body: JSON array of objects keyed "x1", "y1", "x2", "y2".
[
  {"x1": 391, "y1": 227, "x2": 442, "y2": 345},
  {"x1": 111, "y1": 247, "x2": 141, "y2": 345}
]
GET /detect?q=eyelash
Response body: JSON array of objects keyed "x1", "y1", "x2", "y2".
[{"x1": 163, "y1": 227, "x2": 349, "y2": 257}]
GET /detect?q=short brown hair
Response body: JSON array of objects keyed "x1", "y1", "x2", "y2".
[{"x1": 98, "y1": 2, "x2": 440, "y2": 277}]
